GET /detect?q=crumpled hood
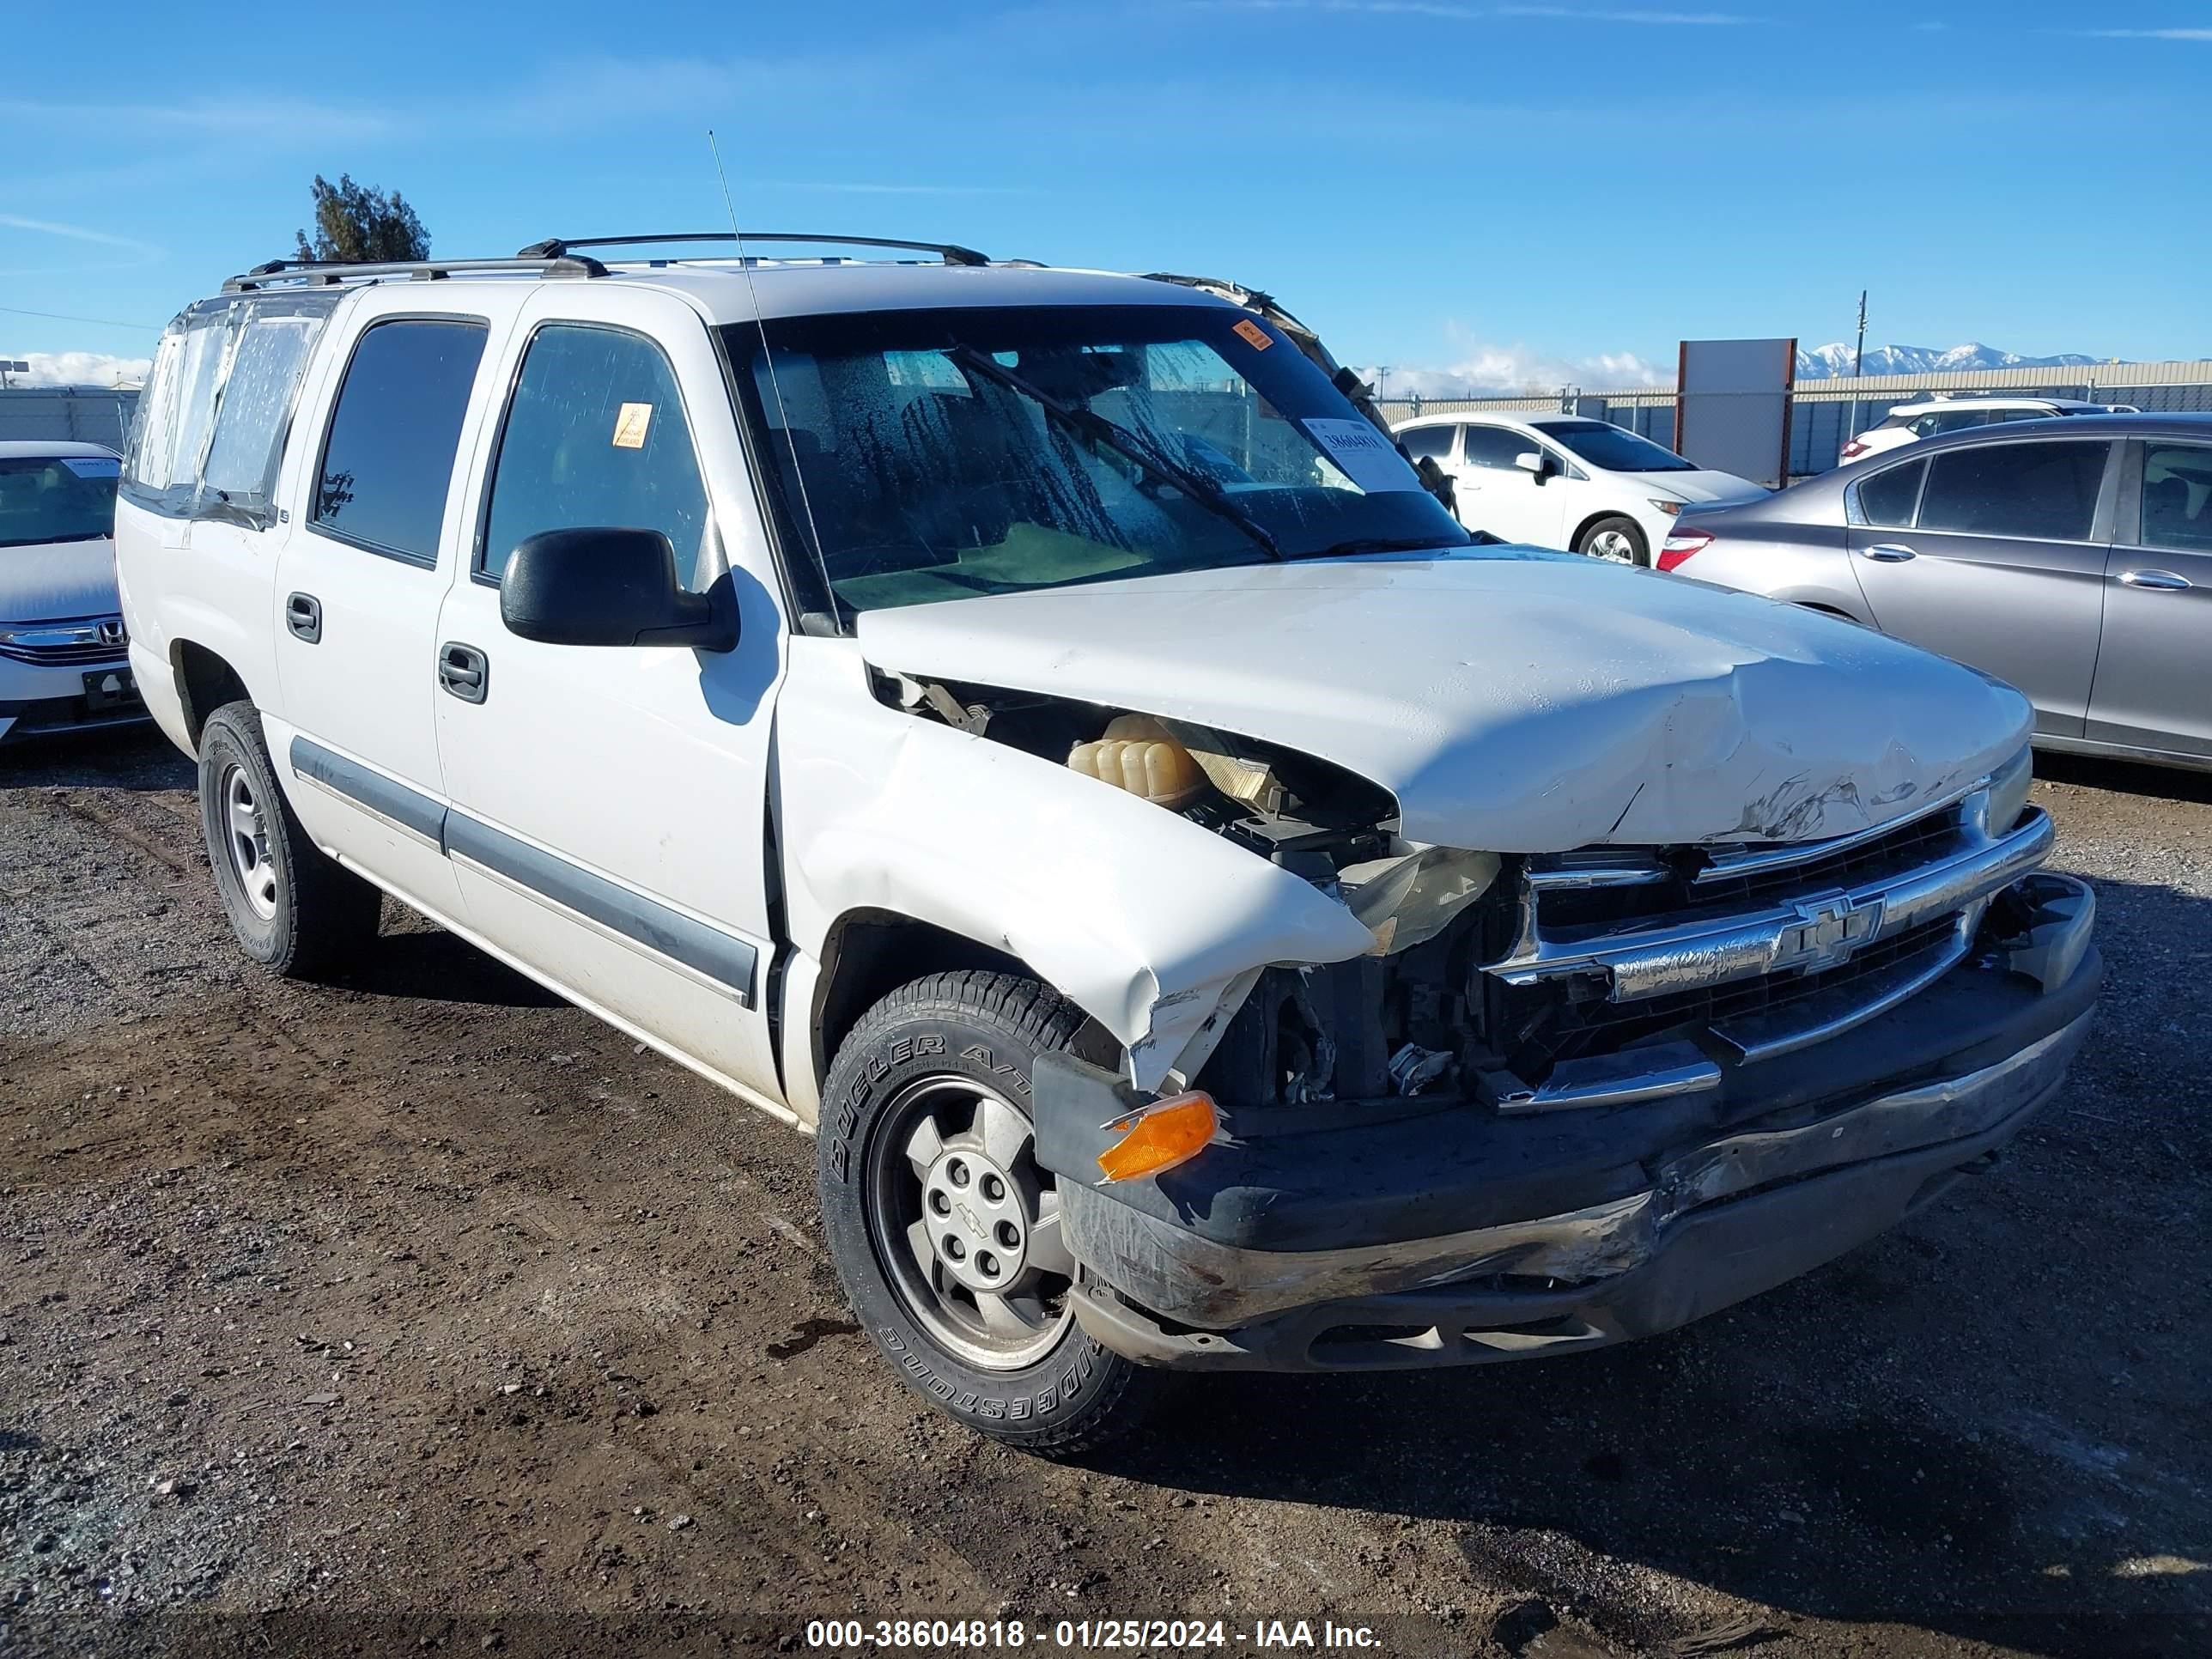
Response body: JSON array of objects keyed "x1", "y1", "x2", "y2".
[
  {"x1": 855, "y1": 550, "x2": 2032, "y2": 852},
  {"x1": 1627, "y1": 469, "x2": 1769, "y2": 505},
  {"x1": 0, "y1": 538, "x2": 120, "y2": 624}
]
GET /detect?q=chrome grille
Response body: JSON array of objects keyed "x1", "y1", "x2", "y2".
[
  {"x1": 0, "y1": 618, "x2": 127, "y2": 666},
  {"x1": 1487, "y1": 786, "x2": 2050, "y2": 1079}
]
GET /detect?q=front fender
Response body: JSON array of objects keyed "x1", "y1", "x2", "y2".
[{"x1": 776, "y1": 641, "x2": 1375, "y2": 1091}]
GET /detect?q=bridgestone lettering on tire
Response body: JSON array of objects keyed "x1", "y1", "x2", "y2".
[
  {"x1": 817, "y1": 970, "x2": 1165, "y2": 1455},
  {"x1": 197, "y1": 701, "x2": 382, "y2": 980}
]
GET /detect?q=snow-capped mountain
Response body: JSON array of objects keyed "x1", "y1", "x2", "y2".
[{"x1": 1795, "y1": 342, "x2": 2108, "y2": 380}]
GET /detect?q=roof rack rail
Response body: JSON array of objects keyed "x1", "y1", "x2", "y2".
[
  {"x1": 516, "y1": 233, "x2": 991, "y2": 268},
  {"x1": 222, "y1": 254, "x2": 608, "y2": 294}
]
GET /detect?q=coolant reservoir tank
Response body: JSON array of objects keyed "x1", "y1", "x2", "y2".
[{"x1": 1069, "y1": 714, "x2": 1206, "y2": 809}]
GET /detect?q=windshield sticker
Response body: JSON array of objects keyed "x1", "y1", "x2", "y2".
[
  {"x1": 611, "y1": 403, "x2": 654, "y2": 450},
  {"x1": 1231, "y1": 318, "x2": 1273, "y2": 351},
  {"x1": 1302, "y1": 418, "x2": 1419, "y2": 492},
  {"x1": 59, "y1": 456, "x2": 121, "y2": 478}
]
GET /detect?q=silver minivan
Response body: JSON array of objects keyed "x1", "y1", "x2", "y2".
[{"x1": 1662, "y1": 414, "x2": 2212, "y2": 770}]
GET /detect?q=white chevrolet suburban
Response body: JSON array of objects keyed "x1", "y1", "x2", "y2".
[{"x1": 115, "y1": 235, "x2": 2100, "y2": 1454}]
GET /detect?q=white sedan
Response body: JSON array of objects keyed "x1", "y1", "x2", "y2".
[
  {"x1": 1394, "y1": 413, "x2": 1767, "y2": 566},
  {"x1": 0, "y1": 441, "x2": 144, "y2": 746}
]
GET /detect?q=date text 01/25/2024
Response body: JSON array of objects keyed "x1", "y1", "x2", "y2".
[{"x1": 803, "y1": 1619, "x2": 1384, "y2": 1650}]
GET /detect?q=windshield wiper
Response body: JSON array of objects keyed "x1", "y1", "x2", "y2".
[{"x1": 943, "y1": 344, "x2": 1282, "y2": 561}]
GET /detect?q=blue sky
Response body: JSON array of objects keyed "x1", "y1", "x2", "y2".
[{"x1": 4, "y1": 1, "x2": 2208, "y2": 389}]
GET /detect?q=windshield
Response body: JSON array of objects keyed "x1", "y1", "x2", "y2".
[
  {"x1": 720, "y1": 305, "x2": 1465, "y2": 617},
  {"x1": 1531, "y1": 420, "x2": 1697, "y2": 474},
  {"x1": 0, "y1": 453, "x2": 118, "y2": 550}
]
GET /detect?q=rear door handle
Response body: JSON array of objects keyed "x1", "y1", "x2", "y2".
[
  {"x1": 437, "y1": 641, "x2": 489, "y2": 704},
  {"x1": 2118, "y1": 568, "x2": 2192, "y2": 592},
  {"x1": 1860, "y1": 543, "x2": 1917, "y2": 563},
  {"x1": 284, "y1": 592, "x2": 322, "y2": 643}
]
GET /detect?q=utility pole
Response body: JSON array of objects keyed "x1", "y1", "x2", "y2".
[
  {"x1": 1853, "y1": 291, "x2": 1869, "y2": 379},
  {"x1": 1372, "y1": 366, "x2": 1392, "y2": 398}
]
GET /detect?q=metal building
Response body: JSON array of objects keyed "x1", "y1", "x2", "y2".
[{"x1": 0, "y1": 386, "x2": 139, "y2": 451}]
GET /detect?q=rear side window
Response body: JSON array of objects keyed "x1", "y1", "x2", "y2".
[
  {"x1": 1398, "y1": 425, "x2": 1455, "y2": 464},
  {"x1": 1856, "y1": 459, "x2": 1925, "y2": 527},
  {"x1": 313, "y1": 319, "x2": 489, "y2": 563},
  {"x1": 123, "y1": 297, "x2": 334, "y2": 526},
  {"x1": 1461, "y1": 426, "x2": 1530, "y2": 471},
  {"x1": 202, "y1": 314, "x2": 323, "y2": 510},
  {"x1": 1914, "y1": 410, "x2": 1985, "y2": 438},
  {"x1": 477, "y1": 324, "x2": 710, "y2": 587},
  {"x1": 1918, "y1": 441, "x2": 2108, "y2": 541},
  {"x1": 2139, "y1": 442, "x2": 2212, "y2": 550}
]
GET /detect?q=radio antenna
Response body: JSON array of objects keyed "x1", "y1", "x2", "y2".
[{"x1": 709, "y1": 129, "x2": 833, "y2": 619}]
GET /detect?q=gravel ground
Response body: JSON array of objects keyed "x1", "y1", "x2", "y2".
[{"x1": 1, "y1": 730, "x2": 2206, "y2": 1659}]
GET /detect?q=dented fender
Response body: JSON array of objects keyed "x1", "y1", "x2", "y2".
[{"x1": 775, "y1": 641, "x2": 1376, "y2": 1091}]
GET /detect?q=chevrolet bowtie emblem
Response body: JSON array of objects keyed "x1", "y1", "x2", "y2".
[{"x1": 1776, "y1": 894, "x2": 1882, "y2": 974}]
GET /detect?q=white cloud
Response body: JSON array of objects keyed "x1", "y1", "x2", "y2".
[
  {"x1": 8, "y1": 352, "x2": 150, "y2": 389},
  {"x1": 1363, "y1": 343, "x2": 1672, "y2": 398},
  {"x1": 0, "y1": 94, "x2": 391, "y2": 143},
  {"x1": 2059, "y1": 28, "x2": 2212, "y2": 41}
]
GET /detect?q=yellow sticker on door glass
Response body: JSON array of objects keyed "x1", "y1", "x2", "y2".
[
  {"x1": 611, "y1": 403, "x2": 653, "y2": 449},
  {"x1": 1232, "y1": 318, "x2": 1273, "y2": 350}
]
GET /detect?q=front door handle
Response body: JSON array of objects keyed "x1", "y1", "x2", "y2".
[
  {"x1": 1860, "y1": 543, "x2": 1917, "y2": 563},
  {"x1": 437, "y1": 641, "x2": 489, "y2": 704},
  {"x1": 284, "y1": 592, "x2": 322, "y2": 643},
  {"x1": 2118, "y1": 568, "x2": 2192, "y2": 592}
]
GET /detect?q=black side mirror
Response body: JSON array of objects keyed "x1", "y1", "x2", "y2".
[{"x1": 499, "y1": 528, "x2": 737, "y2": 652}]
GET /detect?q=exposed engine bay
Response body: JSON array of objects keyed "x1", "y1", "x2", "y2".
[
  {"x1": 877, "y1": 668, "x2": 2064, "y2": 1128},
  {"x1": 878, "y1": 669, "x2": 1522, "y2": 1110}
]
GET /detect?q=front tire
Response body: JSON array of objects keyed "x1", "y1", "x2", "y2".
[
  {"x1": 1576, "y1": 514, "x2": 1648, "y2": 566},
  {"x1": 817, "y1": 970, "x2": 1165, "y2": 1455},
  {"x1": 197, "y1": 701, "x2": 381, "y2": 978}
]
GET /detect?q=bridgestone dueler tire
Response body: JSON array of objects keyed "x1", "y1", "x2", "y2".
[
  {"x1": 198, "y1": 701, "x2": 382, "y2": 980},
  {"x1": 817, "y1": 970, "x2": 1167, "y2": 1455}
]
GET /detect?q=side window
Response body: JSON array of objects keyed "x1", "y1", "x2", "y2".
[
  {"x1": 479, "y1": 325, "x2": 710, "y2": 588},
  {"x1": 1918, "y1": 441, "x2": 2109, "y2": 541},
  {"x1": 123, "y1": 329, "x2": 185, "y2": 501},
  {"x1": 163, "y1": 318, "x2": 229, "y2": 489},
  {"x1": 201, "y1": 313, "x2": 325, "y2": 520},
  {"x1": 1855, "y1": 458, "x2": 1926, "y2": 528},
  {"x1": 1399, "y1": 425, "x2": 1455, "y2": 465},
  {"x1": 312, "y1": 319, "x2": 488, "y2": 562},
  {"x1": 2139, "y1": 443, "x2": 2212, "y2": 551},
  {"x1": 1914, "y1": 410, "x2": 1976, "y2": 438},
  {"x1": 1461, "y1": 426, "x2": 1530, "y2": 471}
]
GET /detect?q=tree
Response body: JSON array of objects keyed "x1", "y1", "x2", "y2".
[{"x1": 295, "y1": 174, "x2": 429, "y2": 264}]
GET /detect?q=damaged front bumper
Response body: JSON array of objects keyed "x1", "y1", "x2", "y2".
[{"x1": 1033, "y1": 875, "x2": 2100, "y2": 1372}]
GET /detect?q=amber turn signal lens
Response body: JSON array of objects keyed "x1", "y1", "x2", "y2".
[{"x1": 1095, "y1": 1092, "x2": 1218, "y2": 1182}]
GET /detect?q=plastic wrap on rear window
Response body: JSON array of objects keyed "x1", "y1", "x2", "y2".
[
  {"x1": 201, "y1": 313, "x2": 324, "y2": 520},
  {"x1": 123, "y1": 327, "x2": 185, "y2": 498},
  {"x1": 118, "y1": 291, "x2": 337, "y2": 525}
]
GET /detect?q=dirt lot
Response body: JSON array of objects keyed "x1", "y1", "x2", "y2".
[{"x1": 2, "y1": 732, "x2": 2206, "y2": 1659}]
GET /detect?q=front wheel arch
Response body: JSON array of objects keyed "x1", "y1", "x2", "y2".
[{"x1": 1571, "y1": 513, "x2": 1650, "y2": 566}]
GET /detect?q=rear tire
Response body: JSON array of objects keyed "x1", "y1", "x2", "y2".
[
  {"x1": 198, "y1": 701, "x2": 381, "y2": 979},
  {"x1": 1576, "y1": 515, "x2": 1648, "y2": 566},
  {"x1": 817, "y1": 970, "x2": 1167, "y2": 1455}
]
